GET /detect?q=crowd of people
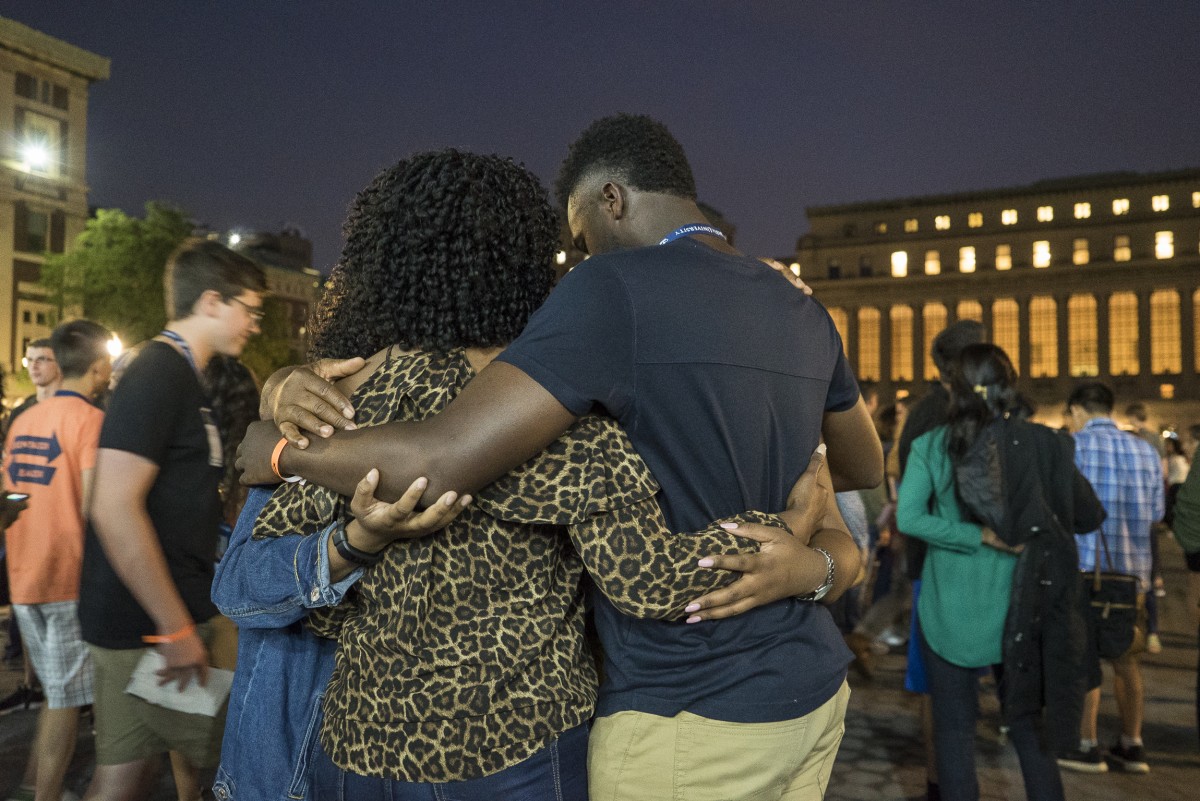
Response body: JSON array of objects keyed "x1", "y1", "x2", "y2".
[{"x1": 0, "y1": 113, "x2": 1197, "y2": 801}]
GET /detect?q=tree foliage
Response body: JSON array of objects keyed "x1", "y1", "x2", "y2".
[{"x1": 41, "y1": 202, "x2": 192, "y2": 345}]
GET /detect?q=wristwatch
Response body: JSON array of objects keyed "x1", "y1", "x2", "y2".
[
  {"x1": 798, "y1": 547, "x2": 836, "y2": 602},
  {"x1": 332, "y1": 520, "x2": 387, "y2": 567}
]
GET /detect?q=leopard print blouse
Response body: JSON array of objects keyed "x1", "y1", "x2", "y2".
[{"x1": 252, "y1": 348, "x2": 786, "y2": 782}]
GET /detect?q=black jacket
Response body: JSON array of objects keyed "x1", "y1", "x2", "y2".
[{"x1": 959, "y1": 418, "x2": 1106, "y2": 754}]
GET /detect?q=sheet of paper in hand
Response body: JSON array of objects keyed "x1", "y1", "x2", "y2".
[{"x1": 124, "y1": 650, "x2": 234, "y2": 717}]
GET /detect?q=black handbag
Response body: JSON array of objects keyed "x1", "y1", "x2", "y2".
[{"x1": 1082, "y1": 531, "x2": 1140, "y2": 660}]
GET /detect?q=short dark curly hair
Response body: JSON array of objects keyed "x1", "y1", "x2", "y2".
[
  {"x1": 554, "y1": 113, "x2": 697, "y2": 208},
  {"x1": 309, "y1": 150, "x2": 559, "y2": 359}
]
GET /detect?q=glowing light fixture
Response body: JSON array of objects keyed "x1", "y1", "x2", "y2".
[
  {"x1": 20, "y1": 141, "x2": 51, "y2": 171},
  {"x1": 554, "y1": 250, "x2": 567, "y2": 265},
  {"x1": 107, "y1": 335, "x2": 123, "y2": 359},
  {"x1": 229, "y1": 233, "x2": 242, "y2": 246}
]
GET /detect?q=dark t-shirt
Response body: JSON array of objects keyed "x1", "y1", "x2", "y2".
[
  {"x1": 80, "y1": 342, "x2": 223, "y2": 649},
  {"x1": 498, "y1": 238, "x2": 860, "y2": 723}
]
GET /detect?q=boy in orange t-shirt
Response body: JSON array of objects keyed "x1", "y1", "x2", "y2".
[{"x1": 2, "y1": 319, "x2": 111, "y2": 801}]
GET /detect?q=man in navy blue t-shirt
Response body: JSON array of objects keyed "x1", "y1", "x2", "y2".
[{"x1": 247, "y1": 114, "x2": 882, "y2": 800}]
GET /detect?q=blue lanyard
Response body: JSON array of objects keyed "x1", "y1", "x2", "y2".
[
  {"x1": 53, "y1": 390, "x2": 90, "y2": 402},
  {"x1": 158, "y1": 329, "x2": 203, "y2": 379},
  {"x1": 658, "y1": 223, "x2": 727, "y2": 246}
]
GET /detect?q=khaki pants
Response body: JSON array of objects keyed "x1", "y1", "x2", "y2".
[{"x1": 589, "y1": 680, "x2": 850, "y2": 801}]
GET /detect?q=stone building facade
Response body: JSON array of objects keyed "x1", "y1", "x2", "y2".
[
  {"x1": 794, "y1": 169, "x2": 1200, "y2": 423},
  {"x1": 0, "y1": 16, "x2": 108, "y2": 373}
]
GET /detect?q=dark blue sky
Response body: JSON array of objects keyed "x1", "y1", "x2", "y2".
[{"x1": 7, "y1": 2, "x2": 1200, "y2": 270}]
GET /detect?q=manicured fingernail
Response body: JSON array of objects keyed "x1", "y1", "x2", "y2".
[
  {"x1": 684, "y1": 603, "x2": 700, "y2": 613},
  {"x1": 414, "y1": 477, "x2": 428, "y2": 489},
  {"x1": 343, "y1": 407, "x2": 354, "y2": 418},
  {"x1": 443, "y1": 492, "x2": 458, "y2": 506},
  {"x1": 459, "y1": 495, "x2": 472, "y2": 507},
  {"x1": 719, "y1": 522, "x2": 738, "y2": 530},
  {"x1": 320, "y1": 426, "x2": 333, "y2": 437},
  {"x1": 297, "y1": 438, "x2": 308, "y2": 449},
  {"x1": 816, "y1": 443, "x2": 827, "y2": 455},
  {"x1": 345, "y1": 423, "x2": 357, "y2": 430},
  {"x1": 686, "y1": 616, "x2": 701, "y2": 624},
  {"x1": 697, "y1": 558, "x2": 714, "y2": 568}
]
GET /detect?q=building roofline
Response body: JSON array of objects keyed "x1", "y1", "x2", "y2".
[
  {"x1": 806, "y1": 168, "x2": 1200, "y2": 217},
  {"x1": 0, "y1": 16, "x2": 110, "y2": 82}
]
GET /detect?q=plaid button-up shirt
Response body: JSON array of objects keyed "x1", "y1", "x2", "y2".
[{"x1": 1073, "y1": 416, "x2": 1165, "y2": 590}]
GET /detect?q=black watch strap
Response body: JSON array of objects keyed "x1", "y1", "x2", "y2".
[{"x1": 332, "y1": 520, "x2": 386, "y2": 567}]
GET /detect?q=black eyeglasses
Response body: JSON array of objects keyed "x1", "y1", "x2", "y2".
[{"x1": 228, "y1": 297, "x2": 265, "y2": 322}]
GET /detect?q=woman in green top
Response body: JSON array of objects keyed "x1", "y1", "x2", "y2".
[{"x1": 897, "y1": 344, "x2": 1065, "y2": 801}]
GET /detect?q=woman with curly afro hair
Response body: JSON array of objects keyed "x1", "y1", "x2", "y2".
[{"x1": 213, "y1": 149, "x2": 770, "y2": 801}]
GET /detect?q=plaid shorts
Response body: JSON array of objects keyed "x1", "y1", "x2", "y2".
[{"x1": 13, "y1": 600, "x2": 94, "y2": 708}]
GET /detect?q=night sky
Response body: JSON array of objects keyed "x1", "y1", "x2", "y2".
[{"x1": 7, "y1": 2, "x2": 1200, "y2": 271}]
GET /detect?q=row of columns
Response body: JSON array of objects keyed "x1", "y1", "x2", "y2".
[{"x1": 836, "y1": 287, "x2": 1198, "y2": 385}]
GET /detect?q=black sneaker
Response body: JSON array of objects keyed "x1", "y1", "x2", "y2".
[
  {"x1": 0, "y1": 684, "x2": 42, "y2": 716},
  {"x1": 1107, "y1": 741, "x2": 1150, "y2": 773},
  {"x1": 1057, "y1": 745, "x2": 1109, "y2": 773}
]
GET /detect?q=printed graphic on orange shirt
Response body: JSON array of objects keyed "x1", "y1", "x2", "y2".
[{"x1": 7, "y1": 432, "x2": 61, "y2": 485}]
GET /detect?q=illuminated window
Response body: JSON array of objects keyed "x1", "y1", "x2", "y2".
[
  {"x1": 1001, "y1": 209, "x2": 1018, "y2": 225},
  {"x1": 1073, "y1": 238, "x2": 1089, "y2": 265},
  {"x1": 924, "y1": 250, "x2": 940, "y2": 275},
  {"x1": 957, "y1": 300, "x2": 983, "y2": 322},
  {"x1": 874, "y1": 221, "x2": 888, "y2": 234},
  {"x1": 1113, "y1": 235, "x2": 1131, "y2": 262},
  {"x1": 992, "y1": 299, "x2": 1019, "y2": 370},
  {"x1": 891, "y1": 306, "x2": 914, "y2": 381},
  {"x1": 1068, "y1": 294, "x2": 1099, "y2": 377},
  {"x1": 995, "y1": 244, "x2": 1012, "y2": 271},
  {"x1": 1109, "y1": 292, "x2": 1139, "y2": 375},
  {"x1": 1161, "y1": 384, "x2": 1176, "y2": 400},
  {"x1": 959, "y1": 246, "x2": 976, "y2": 273},
  {"x1": 891, "y1": 251, "x2": 908, "y2": 277},
  {"x1": 1032, "y1": 240, "x2": 1051, "y2": 268},
  {"x1": 1195, "y1": 290, "x2": 1200, "y2": 372},
  {"x1": 1074, "y1": 202, "x2": 1092, "y2": 219},
  {"x1": 934, "y1": 215, "x2": 951, "y2": 231},
  {"x1": 1112, "y1": 198, "x2": 1130, "y2": 215},
  {"x1": 1193, "y1": 191, "x2": 1200, "y2": 208},
  {"x1": 1150, "y1": 290, "x2": 1181, "y2": 374},
  {"x1": 828, "y1": 307, "x2": 850, "y2": 356},
  {"x1": 904, "y1": 218, "x2": 918, "y2": 233},
  {"x1": 1029, "y1": 296, "x2": 1058, "y2": 377},
  {"x1": 923, "y1": 303, "x2": 947, "y2": 379},
  {"x1": 968, "y1": 212, "x2": 983, "y2": 228},
  {"x1": 1152, "y1": 194, "x2": 1169, "y2": 212},
  {"x1": 1155, "y1": 231, "x2": 1174, "y2": 259},
  {"x1": 858, "y1": 308, "x2": 881, "y2": 381},
  {"x1": 1037, "y1": 205, "x2": 1054, "y2": 222}
]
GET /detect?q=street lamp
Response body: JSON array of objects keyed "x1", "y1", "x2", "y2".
[{"x1": 107, "y1": 334, "x2": 123, "y2": 359}]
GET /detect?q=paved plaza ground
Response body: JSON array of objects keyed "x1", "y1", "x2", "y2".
[{"x1": 2, "y1": 541, "x2": 1197, "y2": 800}]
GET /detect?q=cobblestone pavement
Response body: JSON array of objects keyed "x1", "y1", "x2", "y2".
[{"x1": 3, "y1": 544, "x2": 1198, "y2": 799}]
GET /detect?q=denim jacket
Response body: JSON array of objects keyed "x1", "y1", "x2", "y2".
[{"x1": 211, "y1": 487, "x2": 362, "y2": 801}]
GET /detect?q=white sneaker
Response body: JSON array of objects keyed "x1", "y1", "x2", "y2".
[{"x1": 1146, "y1": 633, "x2": 1163, "y2": 654}]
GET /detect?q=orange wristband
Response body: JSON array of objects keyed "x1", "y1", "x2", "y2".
[
  {"x1": 270, "y1": 436, "x2": 290, "y2": 481},
  {"x1": 142, "y1": 622, "x2": 196, "y2": 645}
]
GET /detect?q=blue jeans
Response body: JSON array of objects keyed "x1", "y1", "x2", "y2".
[
  {"x1": 310, "y1": 723, "x2": 589, "y2": 801},
  {"x1": 919, "y1": 624, "x2": 1064, "y2": 801}
]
